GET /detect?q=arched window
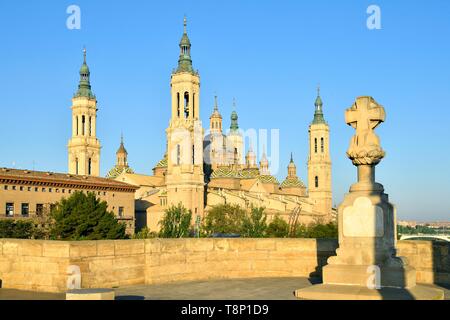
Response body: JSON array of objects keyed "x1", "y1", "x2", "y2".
[
  {"x1": 76, "y1": 117, "x2": 79, "y2": 135},
  {"x1": 176, "y1": 145, "x2": 181, "y2": 165},
  {"x1": 82, "y1": 115, "x2": 85, "y2": 135},
  {"x1": 177, "y1": 93, "x2": 180, "y2": 117},
  {"x1": 184, "y1": 92, "x2": 189, "y2": 118},
  {"x1": 314, "y1": 138, "x2": 318, "y2": 153},
  {"x1": 321, "y1": 137, "x2": 324, "y2": 153},
  {"x1": 192, "y1": 144, "x2": 195, "y2": 165},
  {"x1": 88, "y1": 158, "x2": 92, "y2": 175},
  {"x1": 75, "y1": 158, "x2": 79, "y2": 175},
  {"x1": 192, "y1": 93, "x2": 195, "y2": 118},
  {"x1": 315, "y1": 176, "x2": 319, "y2": 188},
  {"x1": 89, "y1": 116, "x2": 92, "y2": 136}
]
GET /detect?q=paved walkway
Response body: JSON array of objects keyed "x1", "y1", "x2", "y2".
[{"x1": 0, "y1": 278, "x2": 448, "y2": 300}]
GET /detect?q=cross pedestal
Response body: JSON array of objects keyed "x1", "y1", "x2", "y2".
[{"x1": 295, "y1": 97, "x2": 444, "y2": 300}]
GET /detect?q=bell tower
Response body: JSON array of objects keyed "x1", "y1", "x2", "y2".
[
  {"x1": 308, "y1": 87, "x2": 332, "y2": 217},
  {"x1": 166, "y1": 17, "x2": 204, "y2": 217},
  {"x1": 68, "y1": 48, "x2": 101, "y2": 176}
]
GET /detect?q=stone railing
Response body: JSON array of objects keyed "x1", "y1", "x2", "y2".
[{"x1": 0, "y1": 238, "x2": 448, "y2": 293}]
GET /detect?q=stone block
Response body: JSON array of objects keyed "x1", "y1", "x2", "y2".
[
  {"x1": 185, "y1": 239, "x2": 214, "y2": 252},
  {"x1": 114, "y1": 240, "x2": 145, "y2": 256},
  {"x1": 112, "y1": 266, "x2": 145, "y2": 282},
  {"x1": 0, "y1": 257, "x2": 12, "y2": 273},
  {"x1": 66, "y1": 288, "x2": 115, "y2": 300},
  {"x1": 18, "y1": 241, "x2": 43, "y2": 257},
  {"x1": 228, "y1": 239, "x2": 256, "y2": 252},
  {"x1": 70, "y1": 242, "x2": 98, "y2": 258},
  {"x1": 275, "y1": 239, "x2": 316, "y2": 252},
  {"x1": 255, "y1": 239, "x2": 276, "y2": 251},
  {"x1": 186, "y1": 252, "x2": 206, "y2": 264},
  {"x1": 236, "y1": 251, "x2": 269, "y2": 261},
  {"x1": 160, "y1": 239, "x2": 186, "y2": 253},
  {"x1": 43, "y1": 242, "x2": 70, "y2": 258},
  {"x1": 213, "y1": 239, "x2": 230, "y2": 251},
  {"x1": 89, "y1": 258, "x2": 114, "y2": 272},
  {"x1": 145, "y1": 239, "x2": 161, "y2": 253},
  {"x1": 2, "y1": 241, "x2": 19, "y2": 255},
  {"x1": 145, "y1": 254, "x2": 160, "y2": 267},
  {"x1": 206, "y1": 250, "x2": 238, "y2": 262},
  {"x1": 113, "y1": 255, "x2": 145, "y2": 269},
  {"x1": 159, "y1": 252, "x2": 186, "y2": 265},
  {"x1": 96, "y1": 241, "x2": 115, "y2": 256}
]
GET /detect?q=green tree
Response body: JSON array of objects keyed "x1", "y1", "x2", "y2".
[
  {"x1": 133, "y1": 227, "x2": 158, "y2": 239},
  {"x1": 50, "y1": 191, "x2": 127, "y2": 240},
  {"x1": 0, "y1": 220, "x2": 35, "y2": 239},
  {"x1": 203, "y1": 204, "x2": 247, "y2": 235},
  {"x1": 295, "y1": 222, "x2": 338, "y2": 239},
  {"x1": 242, "y1": 207, "x2": 267, "y2": 238},
  {"x1": 158, "y1": 203, "x2": 192, "y2": 238},
  {"x1": 266, "y1": 216, "x2": 289, "y2": 238}
]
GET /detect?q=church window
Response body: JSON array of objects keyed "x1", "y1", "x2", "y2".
[
  {"x1": 76, "y1": 117, "x2": 79, "y2": 135},
  {"x1": 192, "y1": 144, "x2": 195, "y2": 164},
  {"x1": 118, "y1": 207, "x2": 124, "y2": 217},
  {"x1": 314, "y1": 138, "x2": 318, "y2": 153},
  {"x1": 321, "y1": 137, "x2": 324, "y2": 153},
  {"x1": 177, "y1": 145, "x2": 181, "y2": 165},
  {"x1": 193, "y1": 93, "x2": 195, "y2": 118},
  {"x1": 315, "y1": 176, "x2": 319, "y2": 188},
  {"x1": 88, "y1": 158, "x2": 92, "y2": 175},
  {"x1": 76, "y1": 158, "x2": 79, "y2": 175},
  {"x1": 184, "y1": 92, "x2": 190, "y2": 118},
  {"x1": 177, "y1": 93, "x2": 181, "y2": 117},
  {"x1": 82, "y1": 115, "x2": 86, "y2": 135},
  {"x1": 89, "y1": 116, "x2": 92, "y2": 136}
]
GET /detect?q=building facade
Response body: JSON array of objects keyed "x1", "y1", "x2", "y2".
[
  {"x1": 0, "y1": 168, "x2": 137, "y2": 234},
  {"x1": 114, "y1": 19, "x2": 334, "y2": 232}
]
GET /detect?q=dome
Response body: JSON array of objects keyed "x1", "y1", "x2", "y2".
[
  {"x1": 280, "y1": 177, "x2": 305, "y2": 189},
  {"x1": 80, "y1": 62, "x2": 90, "y2": 75},
  {"x1": 106, "y1": 166, "x2": 134, "y2": 179}
]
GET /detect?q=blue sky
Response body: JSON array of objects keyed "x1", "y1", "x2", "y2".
[{"x1": 0, "y1": 0, "x2": 449, "y2": 221}]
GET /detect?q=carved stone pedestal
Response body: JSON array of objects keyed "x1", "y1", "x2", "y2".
[{"x1": 295, "y1": 96, "x2": 444, "y2": 300}]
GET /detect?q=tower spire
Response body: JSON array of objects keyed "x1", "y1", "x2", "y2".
[
  {"x1": 74, "y1": 47, "x2": 95, "y2": 99},
  {"x1": 230, "y1": 99, "x2": 239, "y2": 131},
  {"x1": 176, "y1": 16, "x2": 194, "y2": 73},
  {"x1": 214, "y1": 95, "x2": 218, "y2": 112},
  {"x1": 312, "y1": 86, "x2": 326, "y2": 124}
]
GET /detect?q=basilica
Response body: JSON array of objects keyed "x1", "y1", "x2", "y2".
[{"x1": 67, "y1": 19, "x2": 333, "y2": 232}]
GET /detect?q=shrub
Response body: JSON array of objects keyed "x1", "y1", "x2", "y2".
[
  {"x1": 295, "y1": 222, "x2": 338, "y2": 239},
  {"x1": 0, "y1": 220, "x2": 35, "y2": 239},
  {"x1": 266, "y1": 216, "x2": 289, "y2": 238},
  {"x1": 203, "y1": 204, "x2": 247, "y2": 236},
  {"x1": 133, "y1": 227, "x2": 158, "y2": 239},
  {"x1": 50, "y1": 191, "x2": 127, "y2": 240},
  {"x1": 242, "y1": 207, "x2": 267, "y2": 238},
  {"x1": 158, "y1": 203, "x2": 192, "y2": 238}
]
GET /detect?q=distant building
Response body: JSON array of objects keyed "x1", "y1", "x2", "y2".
[
  {"x1": 0, "y1": 168, "x2": 138, "y2": 234},
  {"x1": 114, "y1": 18, "x2": 333, "y2": 232}
]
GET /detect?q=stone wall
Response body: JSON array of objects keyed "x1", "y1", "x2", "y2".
[{"x1": 0, "y1": 238, "x2": 448, "y2": 293}]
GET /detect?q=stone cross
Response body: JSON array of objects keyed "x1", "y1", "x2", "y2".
[{"x1": 345, "y1": 96, "x2": 386, "y2": 166}]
